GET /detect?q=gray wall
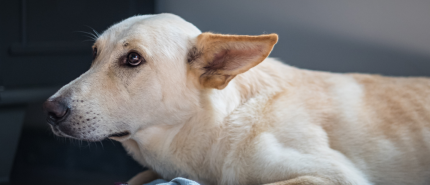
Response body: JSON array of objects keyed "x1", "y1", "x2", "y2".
[{"x1": 156, "y1": 0, "x2": 430, "y2": 76}]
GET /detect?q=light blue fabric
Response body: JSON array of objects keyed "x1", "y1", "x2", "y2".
[{"x1": 143, "y1": 177, "x2": 200, "y2": 185}]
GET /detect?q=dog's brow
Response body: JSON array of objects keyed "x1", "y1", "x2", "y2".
[{"x1": 123, "y1": 42, "x2": 129, "y2": 47}]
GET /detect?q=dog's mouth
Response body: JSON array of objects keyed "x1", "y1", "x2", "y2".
[{"x1": 108, "y1": 131, "x2": 130, "y2": 138}]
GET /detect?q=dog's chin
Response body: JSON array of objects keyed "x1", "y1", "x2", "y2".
[
  {"x1": 49, "y1": 122, "x2": 132, "y2": 142},
  {"x1": 50, "y1": 126, "x2": 109, "y2": 142}
]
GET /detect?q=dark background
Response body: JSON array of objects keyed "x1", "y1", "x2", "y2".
[
  {"x1": 1, "y1": 1, "x2": 430, "y2": 185},
  {"x1": 0, "y1": 1, "x2": 154, "y2": 185}
]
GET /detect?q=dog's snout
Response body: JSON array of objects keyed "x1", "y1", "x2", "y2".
[{"x1": 43, "y1": 99, "x2": 70, "y2": 125}]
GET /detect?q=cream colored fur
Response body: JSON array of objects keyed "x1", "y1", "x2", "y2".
[{"x1": 47, "y1": 14, "x2": 430, "y2": 185}]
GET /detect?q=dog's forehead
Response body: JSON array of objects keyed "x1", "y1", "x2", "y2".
[{"x1": 99, "y1": 14, "x2": 201, "y2": 45}]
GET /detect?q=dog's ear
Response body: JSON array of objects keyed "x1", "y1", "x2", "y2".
[{"x1": 188, "y1": 32, "x2": 278, "y2": 89}]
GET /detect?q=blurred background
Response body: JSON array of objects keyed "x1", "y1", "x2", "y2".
[{"x1": 1, "y1": 0, "x2": 429, "y2": 185}]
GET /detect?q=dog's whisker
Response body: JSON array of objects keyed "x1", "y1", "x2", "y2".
[
  {"x1": 76, "y1": 30, "x2": 98, "y2": 41},
  {"x1": 91, "y1": 28, "x2": 100, "y2": 38},
  {"x1": 82, "y1": 39, "x2": 96, "y2": 43},
  {"x1": 75, "y1": 30, "x2": 96, "y2": 37},
  {"x1": 84, "y1": 25, "x2": 100, "y2": 37},
  {"x1": 99, "y1": 141, "x2": 104, "y2": 149},
  {"x1": 108, "y1": 139, "x2": 116, "y2": 146}
]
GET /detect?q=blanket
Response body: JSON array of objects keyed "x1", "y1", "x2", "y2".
[{"x1": 143, "y1": 177, "x2": 200, "y2": 185}]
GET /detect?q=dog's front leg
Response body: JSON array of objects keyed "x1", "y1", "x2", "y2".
[
  {"x1": 263, "y1": 176, "x2": 331, "y2": 185},
  {"x1": 127, "y1": 170, "x2": 160, "y2": 185}
]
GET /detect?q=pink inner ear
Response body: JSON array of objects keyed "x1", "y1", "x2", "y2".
[{"x1": 207, "y1": 47, "x2": 263, "y2": 71}]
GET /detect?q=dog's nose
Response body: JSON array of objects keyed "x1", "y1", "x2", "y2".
[{"x1": 43, "y1": 99, "x2": 69, "y2": 125}]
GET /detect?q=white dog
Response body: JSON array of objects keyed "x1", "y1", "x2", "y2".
[{"x1": 43, "y1": 14, "x2": 430, "y2": 185}]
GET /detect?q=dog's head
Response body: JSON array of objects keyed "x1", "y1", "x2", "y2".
[{"x1": 43, "y1": 13, "x2": 277, "y2": 142}]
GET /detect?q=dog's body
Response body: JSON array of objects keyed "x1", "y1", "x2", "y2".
[{"x1": 44, "y1": 14, "x2": 430, "y2": 185}]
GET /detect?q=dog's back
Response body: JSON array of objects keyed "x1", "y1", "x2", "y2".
[
  {"x1": 324, "y1": 73, "x2": 430, "y2": 184},
  {"x1": 230, "y1": 60, "x2": 430, "y2": 184},
  {"x1": 276, "y1": 67, "x2": 430, "y2": 184}
]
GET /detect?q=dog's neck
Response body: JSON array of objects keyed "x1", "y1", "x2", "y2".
[{"x1": 124, "y1": 59, "x2": 295, "y2": 181}]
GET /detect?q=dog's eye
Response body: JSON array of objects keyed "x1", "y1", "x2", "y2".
[
  {"x1": 127, "y1": 52, "x2": 144, "y2": 66},
  {"x1": 92, "y1": 48, "x2": 98, "y2": 60}
]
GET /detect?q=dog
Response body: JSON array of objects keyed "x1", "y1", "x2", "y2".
[{"x1": 43, "y1": 13, "x2": 430, "y2": 185}]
